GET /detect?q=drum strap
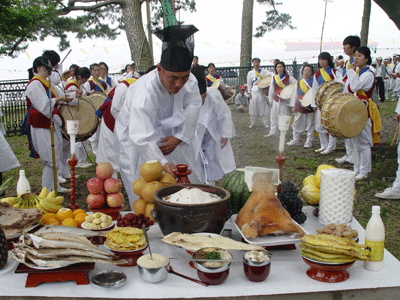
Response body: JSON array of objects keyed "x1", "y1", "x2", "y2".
[
  {"x1": 206, "y1": 74, "x2": 216, "y2": 82},
  {"x1": 274, "y1": 75, "x2": 286, "y2": 88},
  {"x1": 32, "y1": 76, "x2": 58, "y2": 97},
  {"x1": 299, "y1": 79, "x2": 310, "y2": 94},
  {"x1": 254, "y1": 69, "x2": 263, "y2": 80},
  {"x1": 91, "y1": 77, "x2": 106, "y2": 92}
]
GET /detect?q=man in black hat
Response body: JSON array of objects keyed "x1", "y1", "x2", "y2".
[{"x1": 114, "y1": 25, "x2": 202, "y2": 206}]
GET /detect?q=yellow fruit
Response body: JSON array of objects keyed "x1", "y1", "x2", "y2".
[
  {"x1": 303, "y1": 175, "x2": 315, "y2": 187},
  {"x1": 141, "y1": 181, "x2": 164, "y2": 203},
  {"x1": 133, "y1": 197, "x2": 147, "y2": 215},
  {"x1": 140, "y1": 160, "x2": 163, "y2": 182},
  {"x1": 55, "y1": 208, "x2": 74, "y2": 222},
  {"x1": 74, "y1": 213, "x2": 88, "y2": 226},
  {"x1": 159, "y1": 172, "x2": 176, "y2": 186},
  {"x1": 46, "y1": 218, "x2": 61, "y2": 226},
  {"x1": 145, "y1": 203, "x2": 156, "y2": 222},
  {"x1": 61, "y1": 218, "x2": 78, "y2": 227},
  {"x1": 301, "y1": 184, "x2": 320, "y2": 205},
  {"x1": 73, "y1": 209, "x2": 86, "y2": 217},
  {"x1": 316, "y1": 164, "x2": 335, "y2": 173},
  {"x1": 132, "y1": 177, "x2": 147, "y2": 197},
  {"x1": 40, "y1": 213, "x2": 57, "y2": 225}
]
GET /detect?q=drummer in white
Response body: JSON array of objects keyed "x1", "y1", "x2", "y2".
[
  {"x1": 247, "y1": 57, "x2": 273, "y2": 129},
  {"x1": 287, "y1": 64, "x2": 315, "y2": 148}
]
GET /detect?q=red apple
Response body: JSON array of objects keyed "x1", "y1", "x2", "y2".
[
  {"x1": 96, "y1": 162, "x2": 113, "y2": 180},
  {"x1": 104, "y1": 178, "x2": 122, "y2": 193},
  {"x1": 106, "y1": 192, "x2": 124, "y2": 208},
  {"x1": 87, "y1": 177, "x2": 104, "y2": 194},
  {"x1": 87, "y1": 193, "x2": 106, "y2": 208}
]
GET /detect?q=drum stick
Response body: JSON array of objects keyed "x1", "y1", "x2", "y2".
[
  {"x1": 61, "y1": 49, "x2": 72, "y2": 64},
  {"x1": 391, "y1": 123, "x2": 399, "y2": 146}
]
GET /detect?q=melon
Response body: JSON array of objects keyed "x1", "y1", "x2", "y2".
[
  {"x1": 132, "y1": 197, "x2": 147, "y2": 215},
  {"x1": 221, "y1": 169, "x2": 252, "y2": 214},
  {"x1": 145, "y1": 202, "x2": 155, "y2": 222},
  {"x1": 302, "y1": 174, "x2": 315, "y2": 187},
  {"x1": 141, "y1": 181, "x2": 164, "y2": 203},
  {"x1": 140, "y1": 160, "x2": 163, "y2": 182},
  {"x1": 301, "y1": 184, "x2": 320, "y2": 205},
  {"x1": 132, "y1": 177, "x2": 147, "y2": 198}
]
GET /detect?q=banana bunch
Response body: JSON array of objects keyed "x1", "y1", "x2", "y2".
[
  {"x1": 300, "y1": 234, "x2": 370, "y2": 264},
  {"x1": 0, "y1": 187, "x2": 64, "y2": 213}
]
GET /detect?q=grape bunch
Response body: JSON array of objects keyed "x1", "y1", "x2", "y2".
[
  {"x1": 278, "y1": 181, "x2": 307, "y2": 224},
  {"x1": 117, "y1": 213, "x2": 154, "y2": 228}
]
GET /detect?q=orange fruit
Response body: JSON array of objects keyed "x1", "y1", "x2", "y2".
[
  {"x1": 73, "y1": 209, "x2": 86, "y2": 217},
  {"x1": 133, "y1": 197, "x2": 147, "y2": 215},
  {"x1": 74, "y1": 212, "x2": 88, "y2": 225},
  {"x1": 61, "y1": 218, "x2": 78, "y2": 227},
  {"x1": 46, "y1": 218, "x2": 60, "y2": 226},
  {"x1": 40, "y1": 213, "x2": 57, "y2": 225},
  {"x1": 56, "y1": 208, "x2": 74, "y2": 222}
]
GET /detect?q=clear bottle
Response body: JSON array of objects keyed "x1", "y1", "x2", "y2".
[
  {"x1": 16, "y1": 170, "x2": 31, "y2": 196},
  {"x1": 364, "y1": 205, "x2": 385, "y2": 271}
]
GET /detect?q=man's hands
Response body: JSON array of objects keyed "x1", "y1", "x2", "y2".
[
  {"x1": 220, "y1": 138, "x2": 228, "y2": 149},
  {"x1": 163, "y1": 162, "x2": 177, "y2": 177},
  {"x1": 75, "y1": 90, "x2": 83, "y2": 98},
  {"x1": 159, "y1": 136, "x2": 182, "y2": 156}
]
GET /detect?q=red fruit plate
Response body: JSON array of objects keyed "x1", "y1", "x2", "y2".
[{"x1": 302, "y1": 256, "x2": 355, "y2": 283}]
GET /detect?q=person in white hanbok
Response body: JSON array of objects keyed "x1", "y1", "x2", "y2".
[
  {"x1": 383, "y1": 58, "x2": 393, "y2": 99},
  {"x1": 343, "y1": 46, "x2": 380, "y2": 181},
  {"x1": 266, "y1": 61, "x2": 297, "y2": 137},
  {"x1": 114, "y1": 25, "x2": 202, "y2": 207},
  {"x1": 287, "y1": 64, "x2": 315, "y2": 148},
  {"x1": 23, "y1": 56, "x2": 73, "y2": 192},
  {"x1": 42, "y1": 50, "x2": 63, "y2": 88},
  {"x1": 0, "y1": 108, "x2": 20, "y2": 195},
  {"x1": 247, "y1": 57, "x2": 273, "y2": 129},
  {"x1": 99, "y1": 62, "x2": 117, "y2": 90},
  {"x1": 190, "y1": 66, "x2": 236, "y2": 184},
  {"x1": 96, "y1": 78, "x2": 137, "y2": 178}
]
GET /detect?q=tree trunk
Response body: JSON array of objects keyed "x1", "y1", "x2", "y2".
[
  {"x1": 122, "y1": 0, "x2": 152, "y2": 72},
  {"x1": 360, "y1": 0, "x2": 371, "y2": 46},
  {"x1": 374, "y1": 0, "x2": 400, "y2": 30},
  {"x1": 146, "y1": 0, "x2": 154, "y2": 65},
  {"x1": 240, "y1": 0, "x2": 253, "y2": 84}
]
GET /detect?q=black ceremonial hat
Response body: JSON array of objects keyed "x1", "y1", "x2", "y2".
[{"x1": 155, "y1": 25, "x2": 199, "y2": 72}]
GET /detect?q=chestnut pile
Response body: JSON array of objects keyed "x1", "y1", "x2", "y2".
[{"x1": 116, "y1": 213, "x2": 154, "y2": 228}]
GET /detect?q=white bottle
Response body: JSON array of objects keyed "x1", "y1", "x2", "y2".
[
  {"x1": 16, "y1": 170, "x2": 31, "y2": 196},
  {"x1": 364, "y1": 205, "x2": 385, "y2": 271}
]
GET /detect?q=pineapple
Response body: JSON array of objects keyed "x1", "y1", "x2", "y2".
[{"x1": 0, "y1": 226, "x2": 8, "y2": 270}]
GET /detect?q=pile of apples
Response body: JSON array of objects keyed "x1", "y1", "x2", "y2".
[{"x1": 87, "y1": 162, "x2": 124, "y2": 209}]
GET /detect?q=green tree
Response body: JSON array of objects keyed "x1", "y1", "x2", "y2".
[{"x1": 0, "y1": 0, "x2": 196, "y2": 71}]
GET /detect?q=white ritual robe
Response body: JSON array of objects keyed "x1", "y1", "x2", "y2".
[
  {"x1": 247, "y1": 69, "x2": 273, "y2": 124},
  {"x1": 114, "y1": 70, "x2": 202, "y2": 206},
  {"x1": 0, "y1": 109, "x2": 20, "y2": 173},
  {"x1": 192, "y1": 87, "x2": 236, "y2": 184},
  {"x1": 96, "y1": 83, "x2": 130, "y2": 178},
  {"x1": 344, "y1": 68, "x2": 375, "y2": 175},
  {"x1": 26, "y1": 79, "x2": 64, "y2": 190}
]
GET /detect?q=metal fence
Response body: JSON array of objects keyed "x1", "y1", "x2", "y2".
[{"x1": 0, "y1": 61, "x2": 316, "y2": 134}]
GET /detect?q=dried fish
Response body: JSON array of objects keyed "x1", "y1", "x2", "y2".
[{"x1": 32, "y1": 225, "x2": 104, "y2": 237}]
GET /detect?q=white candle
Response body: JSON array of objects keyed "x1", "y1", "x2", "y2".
[
  {"x1": 279, "y1": 131, "x2": 286, "y2": 153},
  {"x1": 70, "y1": 134, "x2": 76, "y2": 156}
]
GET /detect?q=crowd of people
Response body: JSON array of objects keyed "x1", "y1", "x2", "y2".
[{"x1": 2, "y1": 26, "x2": 400, "y2": 203}]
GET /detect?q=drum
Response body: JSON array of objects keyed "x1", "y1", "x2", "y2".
[
  {"x1": 85, "y1": 92, "x2": 107, "y2": 111},
  {"x1": 211, "y1": 79, "x2": 236, "y2": 103},
  {"x1": 315, "y1": 81, "x2": 344, "y2": 109},
  {"x1": 301, "y1": 89, "x2": 313, "y2": 107},
  {"x1": 59, "y1": 100, "x2": 99, "y2": 141},
  {"x1": 280, "y1": 83, "x2": 296, "y2": 101},
  {"x1": 258, "y1": 76, "x2": 272, "y2": 88},
  {"x1": 320, "y1": 93, "x2": 368, "y2": 138}
]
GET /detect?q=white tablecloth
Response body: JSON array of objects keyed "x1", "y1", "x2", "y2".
[{"x1": 1, "y1": 206, "x2": 400, "y2": 299}]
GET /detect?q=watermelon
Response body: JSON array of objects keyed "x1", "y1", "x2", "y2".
[{"x1": 222, "y1": 169, "x2": 252, "y2": 214}]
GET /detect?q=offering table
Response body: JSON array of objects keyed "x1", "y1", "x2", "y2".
[{"x1": 1, "y1": 206, "x2": 400, "y2": 300}]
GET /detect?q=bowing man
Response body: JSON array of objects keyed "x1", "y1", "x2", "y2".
[{"x1": 114, "y1": 25, "x2": 202, "y2": 207}]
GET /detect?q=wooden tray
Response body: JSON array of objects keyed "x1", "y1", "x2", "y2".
[
  {"x1": 15, "y1": 262, "x2": 95, "y2": 287},
  {"x1": 87, "y1": 205, "x2": 123, "y2": 220}
]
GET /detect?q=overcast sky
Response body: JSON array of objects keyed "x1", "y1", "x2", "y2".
[{"x1": 0, "y1": 0, "x2": 399, "y2": 80}]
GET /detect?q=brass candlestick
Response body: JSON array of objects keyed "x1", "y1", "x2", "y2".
[{"x1": 67, "y1": 155, "x2": 79, "y2": 210}]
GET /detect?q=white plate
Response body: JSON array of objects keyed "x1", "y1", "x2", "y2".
[
  {"x1": 231, "y1": 214, "x2": 308, "y2": 246},
  {"x1": 302, "y1": 255, "x2": 355, "y2": 266},
  {"x1": 0, "y1": 256, "x2": 18, "y2": 275},
  {"x1": 26, "y1": 264, "x2": 71, "y2": 270},
  {"x1": 81, "y1": 221, "x2": 116, "y2": 231}
]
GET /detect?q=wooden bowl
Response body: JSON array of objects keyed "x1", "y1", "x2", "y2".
[
  {"x1": 302, "y1": 256, "x2": 355, "y2": 283},
  {"x1": 104, "y1": 244, "x2": 148, "y2": 267},
  {"x1": 87, "y1": 205, "x2": 123, "y2": 220}
]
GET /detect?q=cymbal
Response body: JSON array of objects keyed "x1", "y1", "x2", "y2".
[{"x1": 258, "y1": 76, "x2": 272, "y2": 88}]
